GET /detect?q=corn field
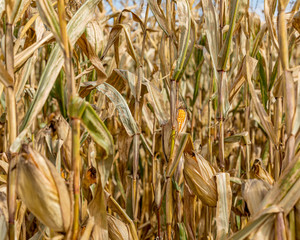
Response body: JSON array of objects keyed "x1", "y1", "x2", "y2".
[{"x1": 0, "y1": 0, "x2": 300, "y2": 239}]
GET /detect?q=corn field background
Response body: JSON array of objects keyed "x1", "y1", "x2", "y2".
[{"x1": 0, "y1": 0, "x2": 300, "y2": 239}]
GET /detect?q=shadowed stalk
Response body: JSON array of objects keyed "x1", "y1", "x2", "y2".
[
  {"x1": 208, "y1": 75, "x2": 214, "y2": 163},
  {"x1": 151, "y1": 115, "x2": 161, "y2": 238},
  {"x1": 166, "y1": 178, "x2": 173, "y2": 239},
  {"x1": 132, "y1": 4, "x2": 149, "y2": 225},
  {"x1": 244, "y1": 2, "x2": 250, "y2": 178},
  {"x1": 274, "y1": 95, "x2": 283, "y2": 180}
]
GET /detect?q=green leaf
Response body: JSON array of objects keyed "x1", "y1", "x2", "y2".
[
  {"x1": 69, "y1": 96, "x2": 114, "y2": 185},
  {"x1": 178, "y1": 223, "x2": 188, "y2": 240},
  {"x1": 80, "y1": 101, "x2": 114, "y2": 160},
  {"x1": 257, "y1": 52, "x2": 268, "y2": 110},
  {"x1": 218, "y1": 0, "x2": 241, "y2": 70}
]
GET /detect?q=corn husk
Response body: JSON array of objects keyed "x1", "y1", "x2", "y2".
[
  {"x1": 17, "y1": 147, "x2": 71, "y2": 232},
  {"x1": 242, "y1": 179, "x2": 271, "y2": 215},
  {"x1": 183, "y1": 152, "x2": 217, "y2": 207},
  {"x1": 107, "y1": 214, "x2": 132, "y2": 240}
]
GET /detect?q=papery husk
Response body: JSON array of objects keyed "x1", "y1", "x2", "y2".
[
  {"x1": 17, "y1": 147, "x2": 71, "y2": 232},
  {"x1": 242, "y1": 179, "x2": 271, "y2": 215},
  {"x1": 107, "y1": 214, "x2": 132, "y2": 240},
  {"x1": 183, "y1": 152, "x2": 217, "y2": 207}
]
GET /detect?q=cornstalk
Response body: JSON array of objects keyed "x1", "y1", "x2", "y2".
[
  {"x1": 166, "y1": 1, "x2": 176, "y2": 239},
  {"x1": 274, "y1": 96, "x2": 282, "y2": 180},
  {"x1": 217, "y1": 71, "x2": 225, "y2": 170},
  {"x1": 57, "y1": 1, "x2": 79, "y2": 239},
  {"x1": 151, "y1": 115, "x2": 161, "y2": 238},
  {"x1": 5, "y1": 0, "x2": 18, "y2": 239},
  {"x1": 278, "y1": 0, "x2": 297, "y2": 236},
  {"x1": 274, "y1": 59, "x2": 283, "y2": 180},
  {"x1": 208, "y1": 74, "x2": 214, "y2": 164},
  {"x1": 278, "y1": 0, "x2": 295, "y2": 168},
  {"x1": 166, "y1": 178, "x2": 173, "y2": 239},
  {"x1": 133, "y1": 4, "x2": 149, "y2": 224},
  {"x1": 244, "y1": 0, "x2": 250, "y2": 178}
]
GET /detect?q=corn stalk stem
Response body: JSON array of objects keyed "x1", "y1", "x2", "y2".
[
  {"x1": 218, "y1": 71, "x2": 225, "y2": 170},
  {"x1": 157, "y1": 208, "x2": 161, "y2": 239},
  {"x1": 132, "y1": 6, "x2": 149, "y2": 223},
  {"x1": 57, "y1": 1, "x2": 79, "y2": 239},
  {"x1": 274, "y1": 97, "x2": 283, "y2": 180},
  {"x1": 166, "y1": 78, "x2": 177, "y2": 239},
  {"x1": 166, "y1": 178, "x2": 173, "y2": 240},
  {"x1": 278, "y1": 0, "x2": 295, "y2": 169},
  {"x1": 289, "y1": 209, "x2": 296, "y2": 240},
  {"x1": 5, "y1": 16, "x2": 17, "y2": 240},
  {"x1": 71, "y1": 119, "x2": 80, "y2": 240},
  {"x1": 208, "y1": 74, "x2": 214, "y2": 163}
]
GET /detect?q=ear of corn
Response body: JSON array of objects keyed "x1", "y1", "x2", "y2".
[
  {"x1": 17, "y1": 147, "x2": 70, "y2": 232},
  {"x1": 184, "y1": 153, "x2": 217, "y2": 207}
]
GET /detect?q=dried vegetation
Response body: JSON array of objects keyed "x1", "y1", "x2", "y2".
[{"x1": 0, "y1": 0, "x2": 300, "y2": 239}]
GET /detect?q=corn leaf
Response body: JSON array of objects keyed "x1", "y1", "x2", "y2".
[{"x1": 20, "y1": 0, "x2": 101, "y2": 132}]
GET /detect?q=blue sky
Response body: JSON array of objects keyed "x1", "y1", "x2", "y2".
[{"x1": 107, "y1": 0, "x2": 295, "y2": 19}]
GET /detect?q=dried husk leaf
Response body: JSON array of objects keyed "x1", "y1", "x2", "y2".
[
  {"x1": 86, "y1": 20, "x2": 104, "y2": 56},
  {"x1": 216, "y1": 173, "x2": 232, "y2": 240},
  {"x1": 183, "y1": 152, "x2": 217, "y2": 207},
  {"x1": 88, "y1": 181, "x2": 108, "y2": 240},
  {"x1": 107, "y1": 214, "x2": 132, "y2": 240},
  {"x1": 242, "y1": 179, "x2": 271, "y2": 216},
  {"x1": 17, "y1": 147, "x2": 71, "y2": 232}
]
